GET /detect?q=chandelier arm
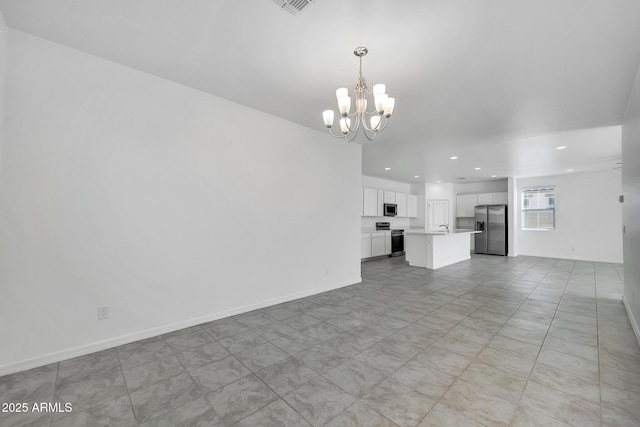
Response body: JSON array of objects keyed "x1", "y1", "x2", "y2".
[
  {"x1": 361, "y1": 127, "x2": 377, "y2": 141},
  {"x1": 344, "y1": 132, "x2": 359, "y2": 143},
  {"x1": 360, "y1": 118, "x2": 375, "y2": 133},
  {"x1": 375, "y1": 116, "x2": 390, "y2": 132},
  {"x1": 359, "y1": 112, "x2": 387, "y2": 133},
  {"x1": 341, "y1": 114, "x2": 362, "y2": 134},
  {"x1": 326, "y1": 128, "x2": 348, "y2": 138}
]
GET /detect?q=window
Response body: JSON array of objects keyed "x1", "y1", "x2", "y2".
[{"x1": 522, "y1": 187, "x2": 555, "y2": 229}]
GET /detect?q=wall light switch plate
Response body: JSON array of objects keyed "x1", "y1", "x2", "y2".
[{"x1": 98, "y1": 306, "x2": 109, "y2": 320}]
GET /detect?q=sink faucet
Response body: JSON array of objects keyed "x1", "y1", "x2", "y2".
[{"x1": 439, "y1": 224, "x2": 450, "y2": 231}]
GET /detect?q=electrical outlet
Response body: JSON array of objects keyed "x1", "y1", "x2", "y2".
[{"x1": 98, "y1": 306, "x2": 109, "y2": 320}]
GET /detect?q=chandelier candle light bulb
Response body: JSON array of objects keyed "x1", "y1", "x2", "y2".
[
  {"x1": 322, "y1": 47, "x2": 395, "y2": 142},
  {"x1": 340, "y1": 118, "x2": 351, "y2": 134}
]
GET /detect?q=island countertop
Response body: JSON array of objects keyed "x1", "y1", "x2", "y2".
[{"x1": 404, "y1": 229, "x2": 480, "y2": 235}]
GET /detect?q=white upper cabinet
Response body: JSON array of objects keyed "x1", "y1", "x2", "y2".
[
  {"x1": 456, "y1": 192, "x2": 509, "y2": 217},
  {"x1": 492, "y1": 192, "x2": 508, "y2": 204},
  {"x1": 361, "y1": 188, "x2": 418, "y2": 218},
  {"x1": 456, "y1": 194, "x2": 477, "y2": 217},
  {"x1": 362, "y1": 187, "x2": 378, "y2": 216},
  {"x1": 478, "y1": 192, "x2": 508, "y2": 205},
  {"x1": 477, "y1": 193, "x2": 493, "y2": 205},
  {"x1": 396, "y1": 193, "x2": 407, "y2": 217},
  {"x1": 383, "y1": 191, "x2": 396, "y2": 204},
  {"x1": 407, "y1": 194, "x2": 418, "y2": 218}
]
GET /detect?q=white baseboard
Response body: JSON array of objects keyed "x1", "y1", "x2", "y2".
[
  {"x1": 622, "y1": 295, "x2": 640, "y2": 348},
  {"x1": 0, "y1": 277, "x2": 362, "y2": 376}
]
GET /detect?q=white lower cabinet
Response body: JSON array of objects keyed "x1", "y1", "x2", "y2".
[
  {"x1": 361, "y1": 234, "x2": 372, "y2": 259},
  {"x1": 371, "y1": 236, "x2": 386, "y2": 257},
  {"x1": 362, "y1": 231, "x2": 392, "y2": 259}
]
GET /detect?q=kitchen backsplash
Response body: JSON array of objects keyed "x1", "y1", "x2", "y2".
[{"x1": 361, "y1": 216, "x2": 411, "y2": 229}]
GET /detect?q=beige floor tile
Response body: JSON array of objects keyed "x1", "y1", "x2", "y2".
[
  {"x1": 440, "y1": 379, "x2": 518, "y2": 427},
  {"x1": 529, "y1": 363, "x2": 600, "y2": 403},
  {"x1": 520, "y1": 381, "x2": 600, "y2": 427}
]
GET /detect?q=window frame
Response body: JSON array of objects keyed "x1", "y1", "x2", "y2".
[{"x1": 521, "y1": 187, "x2": 556, "y2": 231}]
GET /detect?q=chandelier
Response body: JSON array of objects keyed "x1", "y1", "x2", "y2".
[{"x1": 322, "y1": 47, "x2": 395, "y2": 142}]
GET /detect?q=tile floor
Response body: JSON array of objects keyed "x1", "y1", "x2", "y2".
[{"x1": 2, "y1": 255, "x2": 640, "y2": 426}]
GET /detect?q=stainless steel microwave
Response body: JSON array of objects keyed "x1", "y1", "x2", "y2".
[{"x1": 383, "y1": 203, "x2": 397, "y2": 217}]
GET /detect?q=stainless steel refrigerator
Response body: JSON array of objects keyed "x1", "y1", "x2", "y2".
[{"x1": 475, "y1": 205, "x2": 508, "y2": 255}]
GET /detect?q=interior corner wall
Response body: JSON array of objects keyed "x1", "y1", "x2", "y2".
[
  {"x1": 622, "y1": 63, "x2": 640, "y2": 345},
  {"x1": 0, "y1": 30, "x2": 362, "y2": 375},
  {"x1": 516, "y1": 169, "x2": 623, "y2": 263}
]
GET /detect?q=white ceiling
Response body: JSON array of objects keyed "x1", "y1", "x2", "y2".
[{"x1": 1, "y1": 0, "x2": 639, "y2": 183}]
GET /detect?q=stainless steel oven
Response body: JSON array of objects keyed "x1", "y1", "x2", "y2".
[
  {"x1": 390, "y1": 229, "x2": 405, "y2": 257},
  {"x1": 376, "y1": 222, "x2": 404, "y2": 257}
]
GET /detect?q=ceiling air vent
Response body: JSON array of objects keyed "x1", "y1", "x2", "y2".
[{"x1": 272, "y1": 0, "x2": 315, "y2": 16}]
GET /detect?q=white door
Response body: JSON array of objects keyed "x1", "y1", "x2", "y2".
[{"x1": 428, "y1": 200, "x2": 449, "y2": 232}]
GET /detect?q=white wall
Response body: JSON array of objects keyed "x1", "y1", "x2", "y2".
[
  {"x1": 516, "y1": 169, "x2": 623, "y2": 263},
  {"x1": 622, "y1": 64, "x2": 640, "y2": 344},
  {"x1": 454, "y1": 179, "x2": 508, "y2": 194},
  {"x1": 0, "y1": 30, "x2": 362, "y2": 375},
  {"x1": 0, "y1": 10, "x2": 6, "y2": 178}
]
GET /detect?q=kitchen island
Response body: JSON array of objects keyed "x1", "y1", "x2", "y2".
[{"x1": 404, "y1": 229, "x2": 480, "y2": 270}]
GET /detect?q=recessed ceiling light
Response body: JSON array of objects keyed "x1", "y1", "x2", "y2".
[
  {"x1": 384, "y1": 167, "x2": 391, "y2": 170},
  {"x1": 450, "y1": 156, "x2": 458, "y2": 160},
  {"x1": 414, "y1": 175, "x2": 420, "y2": 178},
  {"x1": 566, "y1": 168, "x2": 574, "y2": 172},
  {"x1": 556, "y1": 146, "x2": 566, "y2": 150},
  {"x1": 474, "y1": 167, "x2": 481, "y2": 170},
  {"x1": 491, "y1": 175, "x2": 497, "y2": 178},
  {"x1": 436, "y1": 180, "x2": 442, "y2": 183}
]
